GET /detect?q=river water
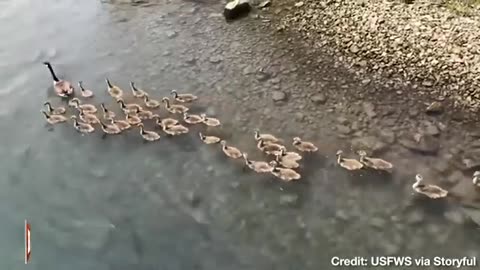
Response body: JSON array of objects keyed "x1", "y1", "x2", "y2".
[{"x1": 1, "y1": 0, "x2": 479, "y2": 269}]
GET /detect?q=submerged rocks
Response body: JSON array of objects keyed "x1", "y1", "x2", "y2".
[
  {"x1": 399, "y1": 134, "x2": 440, "y2": 155},
  {"x1": 310, "y1": 93, "x2": 327, "y2": 104},
  {"x1": 426, "y1": 101, "x2": 444, "y2": 114},
  {"x1": 224, "y1": 0, "x2": 251, "y2": 21},
  {"x1": 351, "y1": 136, "x2": 388, "y2": 154},
  {"x1": 272, "y1": 90, "x2": 287, "y2": 102}
]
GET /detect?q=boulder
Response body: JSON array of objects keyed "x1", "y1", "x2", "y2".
[{"x1": 224, "y1": 0, "x2": 251, "y2": 21}]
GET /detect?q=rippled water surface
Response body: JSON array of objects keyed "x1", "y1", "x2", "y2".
[{"x1": 1, "y1": 0, "x2": 479, "y2": 269}]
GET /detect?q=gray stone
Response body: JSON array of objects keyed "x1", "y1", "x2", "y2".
[
  {"x1": 406, "y1": 210, "x2": 424, "y2": 225},
  {"x1": 224, "y1": 0, "x2": 251, "y2": 21},
  {"x1": 336, "y1": 124, "x2": 351, "y2": 135},
  {"x1": 256, "y1": 70, "x2": 271, "y2": 81},
  {"x1": 362, "y1": 102, "x2": 377, "y2": 118},
  {"x1": 166, "y1": 30, "x2": 177, "y2": 38},
  {"x1": 399, "y1": 134, "x2": 439, "y2": 155},
  {"x1": 351, "y1": 136, "x2": 387, "y2": 154},
  {"x1": 209, "y1": 55, "x2": 223, "y2": 64},
  {"x1": 295, "y1": 112, "x2": 305, "y2": 121},
  {"x1": 422, "y1": 121, "x2": 440, "y2": 136},
  {"x1": 369, "y1": 217, "x2": 387, "y2": 229},
  {"x1": 379, "y1": 130, "x2": 396, "y2": 144},
  {"x1": 272, "y1": 91, "x2": 287, "y2": 101},
  {"x1": 257, "y1": 0, "x2": 271, "y2": 8},
  {"x1": 335, "y1": 210, "x2": 349, "y2": 221},
  {"x1": 426, "y1": 101, "x2": 444, "y2": 114},
  {"x1": 311, "y1": 93, "x2": 327, "y2": 104},
  {"x1": 279, "y1": 194, "x2": 298, "y2": 206},
  {"x1": 337, "y1": 116, "x2": 349, "y2": 125}
]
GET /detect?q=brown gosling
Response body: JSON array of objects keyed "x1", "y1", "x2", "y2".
[
  {"x1": 336, "y1": 150, "x2": 363, "y2": 170},
  {"x1": 130, "y1": 81, "x2": 147, "y2": 98},
  {"x1": 254, "y1": 129, "x2": 281, "y2": 143},
  {"x1": 78, "y1": 81, "x2": 94, "y2": 98},
  {"x1": 69, "y1": 98, "x2": 97, "y2": 114},
  {"x1": 105, "y1": 78, "x2": 123, "y2": 100},
  {"x1": 357, "y1": 150, "x2": 393, "y2": 171},
  {"x1": 412, "y1": 174, "x2": 448, "y2": 199},
  {"x1": 275, "y1": 153, "x2": 300, "y2": 169},
  {"x1": 71, "y1": 115, "x2": 94, "y2": 134},
  {"x1": 143, "y1": 95, "x2": 161, "y2": 109},
  {"x1": 242, "y1": 153, "x2": 272, "y2": 173},
  {"x1": 100, "y1": 103, "x2": 116, "y2": 120},
  {"x1": 125, "y1": 112, "x2": 142, "y2": 126},
  {"x1": 200, "y1": 113, "x2": 221, "y2": 127},
  {"x1": 220, "y1": 140, "x2": 242, "y2": 159},
  {"x1": 109, "y1": 118, "x2": 131, "y2": 131},
  {"x1": 171, "y1": 89, "x2": 198, "y2": 103},
  {"x1": 117, "y1": 98, "x2": 142, "y2": 114},
  {"x1": 162, "y1": 97, "x2": 189, "y2": 114},
  {"x1": 134, "y1": 107, "x2": 155, "y2": 120},
  {"x1": 41, "y1": 110, "x2": 67, "y2": 125},
  {"x1": 162, "y1": 123, "x2": 189, "y2": 136},
  {"x1": 269, "y1": 161, "x2": 301, "y2": 181},
  {"x1": 183, "y1": 112, "x2": 203, "y2": 124},
  {"x1": 43, "y1": 101, "x2": 66, "y2": 115},
  {"x1": 473, "y1": 171, "x2": 480, "y2": 187},
  {"x1": 79, "y1": 110, "x2": 100, "y2": 124},
  {"x1": 152, "y1": 114, "x2": 179, "y2": 128},
  {"x1": 257, "y1": 139, "x2": 284, "y2": 156},
  {"x1": 43, "y1": 62, "x2": 73, "y2": 98},
  {"x1": 278, "y1": 147, "x2": 302, "y2": 161},
  {"x1": 292, "y1": 137, "x2": 318, "y2": 152},
  {"x1": 198, "y1": 132, "x2": 221, "y2": 144},
  {"x1": 137, "y1": 123, "x2": 160, "y2": 142},
  {"x1": 99, "y1": 120, "x2": 121, "y2": 135}
]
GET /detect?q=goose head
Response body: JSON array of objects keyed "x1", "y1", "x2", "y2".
[
  {"x1": 293, "y1": 137, "x2": 301, "y2": 144},
  {"x1": 171, "y1": 89, "x2": 178, "y2": 97},
  {"x1": 473, "y1": 171, "x2": 480, "y2": 185}
]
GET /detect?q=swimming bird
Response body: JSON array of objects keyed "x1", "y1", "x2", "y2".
[
  {"x1": 412, "y1": 174, "x2": 448, "y2": 199},
  {"x1": 152, "y1": 115, "x2": 179, "y2": 128},
  {"x1": 161, "y1": 123, "x2": 189, "y2": 136},
  {"x1": 275, "y1": 153, "x2": 300, "y2": 169},
  {"x1": 41, "y1": 110, "x2": 67, "y2": 124},
  {"x1": 254, "y1": 129, "x2": 281, "y2": 143},
  {"x1": 109, "y1": 118, "x2": 131, "y2": 131},
  {"x1": 171, "y1": 89, "x2": 198, "y2": 103},
  {"x1": 278, "y1": 147, "x2": 302, "y2": 161},
  {"x1": 357, "y1": 150, "x2": 393, "y2": 171},
  {"x1": 336, "y1": 150, "x2": 363, "y2": 171},
  {"x1": 130, "y1": 81, "x2": 147, "y2": 98},
  {"x1": 243, "y1": 153, "x2": 272, "y2": 173},
  {"x1": 183, "y1": 112, "x2": 203, "y2": 124},
  {"x1": 117, "y1": 99, "x2": 142, "y2": 114},
  {"x1": 78, "y1": 81, "x2": 94, "y2": 98},
  {"x1": 292, "y1": 137, "x2": 318, "y2": 152},
  {"x1": 134, "y1": 107, "x2": 155, "y2": 120},
  {"x1": 125, "y1": 112, "x2": 142, "y2": 125},
  {"x1": 69, "y1": 98, "x2": 97, "y2": 114},
  {"x1": 143, "y1": 95, "x2": 160, "y2": 109},
  {"x1": 257, "y1": 139, "x2": 284, "y2": 156},
  {"x1": 162, "y1": 97, "x2": 189, "y2": 114},
  {"x1": 71, "y1": 115, "x2": 95, "y2": 134},
  {"x1": 105, "y1": 78, "x2": 123, "y2": 99},
  {"x1": 198, "y1": 132, "x2": 221, "y2": 144},
  {"x1": 43, "y1": 62, "x2": 74, "y2": 98},
  {"x1": 99, "y1": 120, "x2": 121, "y2": 135},
  {"x1": 137, "y1": 123, "x2": 160, "y2": 142},
  {"x1": 43, "y1": 101, "x2": 66, "y2": 114},
  {"x1": 473, "y1": 171, "x2": 480, "y2": 187},
  {"x1": 100, "y1": 103, "x2": 116, "y2": 120},
  {"x1": 220, "y1": 140, "x2": 242, "y2": 159},
  {"x1": 79, "y1": 110, "x2": 100, "y2": 124},
  {"x1": 269, "y1": 161, "x2": 301, "y2": 181},
  {"x1": 200, "y1": 113, "x2": 221, "y2": 127}
]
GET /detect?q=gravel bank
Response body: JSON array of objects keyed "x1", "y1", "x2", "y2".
[{"x1": 275, "y1": 0, "x2": 480, "y2": 111}]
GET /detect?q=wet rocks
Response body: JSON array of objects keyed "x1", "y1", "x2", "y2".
[
  {"x1": 279, "y1": 194, "x2": 299, "y2": 206},
  {"x1": 420, "y1": 121, "x2": 440, "y2": 137},
  {"x1": 351, "y1": 136, "x2": 387, "y2": 154},
  {"x1": 165, "y1": 30, "x2": 177, "y2": 39},
  {"x1": 224, "y1": 0, "x2": 251, "y2": 21},
  {"x1": 399, "y1": 134, "x2": 440, "y2": 155},
  {"x1": 209, "y1": 55, "x2": 223, "y2": 64},
  {"x1": 369, "y1": 217, "x2": 387, "y2": 229},
  {"x1": 362, "y1": 102, "x2": 377, "y2": 119},
  {"x1": 444, "y1": 210, "x2": 465, "y2": 225},
  {"x1": 426, "y1": 101, "x2": 444, "y2": 114},
  {"x1": 310, "y1": 93, "x2": 327, "y2": 104},
  {"x1": 257, "y1": 0, "x2": 271, "y2": 9},
  {"x1": 272, "y1": 90, "x2": 287, "y2": 102}
]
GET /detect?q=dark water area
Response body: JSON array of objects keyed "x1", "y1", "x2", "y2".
[{"x1": 1, "y1": 0, "x2": 479, "y2": 269}]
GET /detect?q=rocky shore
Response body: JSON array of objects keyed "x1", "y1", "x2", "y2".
[{"x1": 272, "y1": 0, "x2": 480, "y2": 112}]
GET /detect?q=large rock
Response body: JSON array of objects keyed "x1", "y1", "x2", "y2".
[
  {"x1": 224, "y1": 0, "x2": 251, "y2": 21},
  {"x1": 399, "y1": 134, "x2": 440, "y2": 155},
  {"x1": 351, "y1": 136, "x2": 388, "y2": 154}
]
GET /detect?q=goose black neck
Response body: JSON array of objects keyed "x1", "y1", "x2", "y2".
[
  {"x1": 106, "y1": 79, "x2": 113, "y2": 88},
  {"x1": 44, "y1": 62, "x2": 59, "y2": 82},
  {"x1": 172, "y1": 91, "x2": 178, "y2": 98},
  {"x1": 78, "y1": 81, "x2": 85, "y2": 90},
  {"x1": 42, "y1": 111, "x2": 50, "y2": 118},
  {"x1": 130, "y1": 82, "x2": 137, "y2": 91}
]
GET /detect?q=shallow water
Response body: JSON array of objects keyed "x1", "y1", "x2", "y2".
[{"x1": 1, "y1": 0, "x2": 479, "y2": 269}]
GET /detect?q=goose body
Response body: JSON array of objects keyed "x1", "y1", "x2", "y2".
[
  {"x1": 135, "y1": 107, "x2": 155, "y2": 120},
  {"x1": 292, "y1": 137, "x2": 318, "y2": 152},
  {"x1": 183, "y1": 113, "x2": 203, "y2": 124},
  {"x1": 69, "y1": 98, "x2": 97, "y2": 114},
  {"x1": 198, "y1": 132, "x2": 221, "y2": 144},
  {"x1": 109, "y1": 118, "x2": 131, "y2": 130},
  {"x1": 162, "y1": 97, "x2": 189, "y2": 114},
  {"x1": 221, "y1": 140, "x2": 242, "y2": 159},
  {"x1": 78, "y1": 81, "x2": 94, "y2": 98},
  {"x1": 279, "y1": 148, "x2": 302, "y2": 161},
  {"x1": 71, "y1": 116, "x2": 95, "y2": 133},
  {"x1": 254, "y1": 129, "x2": 281, "y2": 143},
  {"x1": 41, "y1": 110, "x2": 67, "y2": 124},
  {"x1": 43, "y1": 62, "x2": 74, "y2": 97},
  {"x1": 126, "y1": 113, "x2": 142, "y2": 125},
  {"x1": 200, "y1": 114, "x2": 221, "y2": 127},
  {"x1": 275, "y1": 154, "x2": 300, "y2": 169},
  {"x1": 473, "y1": 171, "x2": 480, "y2": 187},
  {"x1": 243, "y1": 153, "x2": 272, "y2": 173},
  {"x1": 43, "y1": 101, "x2": 66, "y2": 115},
  {"x1": 412, "y1": 174, "x2": 448, "y2": 199},
  {"x1": 100, "y1": 121, "x2": 121, "y2": 135},
  {"x1": 336, "y1": 150, "x2": 363, "y2": 170},
  {"x1": 257, "y1": 139, "x2": 284, "y2": 156},
  {"x1": 100, "y1": 103, "x2": 116, "y2": 120},
  {"x1": 79, "y1": 110, "x2": 100, "y2": 124},
  {"x1": 130, "y1": 82, "x2": 147, "y2": 98},
  {"x1": 152, "y1": 115, "x2": 179, "y2": 128},
  {"x1": 269, "y1": 161, "x2": 301, "y2": 181},
  {"x1": 358, "y1": 150, "x2": 393, "y2": 171},
  {"x1": 138, "y1": 123, "x2": 160, "y2": 141},
  {"x1": 106, "y1": 78, "x2": 123, "y2": 99},
  {"x1": 117, "y1": 99, "x2": 142, "y2": 114},
  {"x1": 171, "y1": 89, "x2": 198, "y2": 103},
  {"x1": 162, "y1": 123, "x2": 189, "y2": 136},
  {"x1": 144, "y1": 95, "x2": 160, "y2": 109}
]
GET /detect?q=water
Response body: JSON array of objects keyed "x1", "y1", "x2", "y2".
[{"x1": 1, "y1": 0, "x2": 479, "y2": 269}]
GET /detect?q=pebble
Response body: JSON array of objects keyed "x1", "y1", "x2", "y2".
[
  {"x1": 310, "y1": 93, "x2": 327, "y2": 104},
  {"x1": 425, "y1": 101, "x2": 444, "y2": 114},
  {"x1": 294, "y1": 1, "x2": 304, "y2": 8},
  {"x1": 209, "y1": 55, "x2": 223, "y2": 64},
  {"x1": 369, "y1": 217, "x2": 387, "y2": 229},
  {"x1": 279, "y1": 194, "x2": 299, "y2": 206},
  {"x1": 362, "y1": 102, "x2": 377, "y2": 118},
  {"x1": 336, "y1": 124, "x2": 351, "y2": 135},
  {"x1": 272, "y1": 91, "x2": 287, "y2": 102},
  {"x1": 166, "y1": 30, "x2": 178, "y2": 38},
  {"x1": 335, "y1": 210, "x2": 349, "y2": 221}
]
